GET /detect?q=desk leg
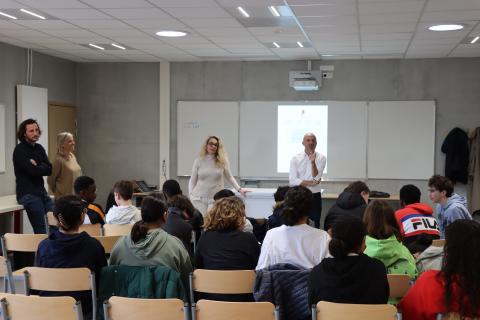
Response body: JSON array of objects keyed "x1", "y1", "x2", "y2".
[{"x1": 13, "y1": 210, "x2": 22, "y2": 234}]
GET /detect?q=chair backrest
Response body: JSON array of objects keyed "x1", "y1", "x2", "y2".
[
  {"x1": 432, "y1": 239, "x2": 445, "y2": 247},
  {"x1": 103, "y1": 224, "x2": 133, "y2": 236},
  {"x1": 22, "y1": 267, "x2": 97, "y2": 319},
  {"x1": 191, "y1": 269, "x2": 256, "y2": 295},
  {"x1": 315, "y1": 301, "x2": 397, "y2": 320},
  {"x1": 387, "y1": 274, "x2": 411, "y2": 299},
  {"x1": 92, "y1": 235, "x2": 121, "y2": 254},
  {"x1": 79, "y1": 223, "x2": 103, "y2": 236},
  {"x1": 196, "y1": 299, "x2": 276, "y2": 320},
  {"x1": 0, "y1": 293, "x2": 83, "y2": 320},
  {"x1": 1, "y1": 233, "x2": 47, "y2": 255},
  {"x1": 104, "y1": 296, "x2": 185, "y2": 320}
]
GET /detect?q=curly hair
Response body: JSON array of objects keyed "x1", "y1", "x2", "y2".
[
  {"x1": 441, "y1": 220, "x2": 480, "y2": 317},
  {"x1": 17, "y1": 118, "x2": 41, "y2": 142},
  {"x1": 363, "y1": 200, "x2": 401, "y2": 241},
  {"x1": 282, "y1": 186, "x2": 312, "y2": 226},
  {"x1": 199, "y1": 136, "x2": 228, "y2": 169},
  {"x1": 204, "y1": 197, "x2": 245, "y2": 231}
]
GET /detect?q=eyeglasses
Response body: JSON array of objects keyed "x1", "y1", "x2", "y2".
[{"x1": 208, "y1": 142, "x2": 218, "y2": 147}]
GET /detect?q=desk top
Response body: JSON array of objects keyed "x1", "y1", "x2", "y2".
[{"x1": 0, "y1": 195, "x2": 23, "y2": 214}]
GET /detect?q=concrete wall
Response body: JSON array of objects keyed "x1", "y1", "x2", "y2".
[
  {"x1": 0, "y1": 42, "x2": 77, "y2": 196},
  {"x1": 171, "y1": 59, "x2": 480, "y2": 202},
  {"x1": 76, "y1": 63, "x2": 159, "y2": 207}
]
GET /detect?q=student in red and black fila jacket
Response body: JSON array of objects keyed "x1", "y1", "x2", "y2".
[{"x1": 395, "y1": 185, "x2": 440, "y2": 253}]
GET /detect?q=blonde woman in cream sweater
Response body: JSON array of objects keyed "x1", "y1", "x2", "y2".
[
  {"x1": 189, "y1": 136, "x2": 247, "y2": 215},
  {"x1": 48, "y1": 132, "x2": 82, "y2": 198}
]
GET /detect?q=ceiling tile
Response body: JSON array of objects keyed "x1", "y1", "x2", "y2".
[
  {"x1": 216, "y1": 0, "x2": 284, "y2": 5},
  {"x1": 182, "y1": 18, "x2": 243, "y2": 28},
  {"x1": 42, "y1": 28, "x2": 100, "y2": 37},
  {"x1": 359, "y1": 1, "x2": 424, "y2": 15},
  {"x1": 359, "y1": 13, "x2": 420, "y2": 25},
  {"x1": 0, "y1": 0, "x2": 25, "y2": 8},
  {"x1": 13, "y1": 0, "x2": 89, "y2": 8},
  {"x1": 41, "y1": 8, "x2": 111, "y2": 19},
  {"x1": 298, "y1": 15, "x2": 357, "y2": 26},
  {"x1": 101, "y1": 8, "x2": 170, "y2": 19},
  {"x1": 362, "y1": 33, "x2": 412, "y2": 41},
  {"x1": 425, "y1": 0, "x2": 480, "y2": 12},
  {"x1": 361, "y1": 24, "x2": 415, "y2": 33},
  {"x1": 162, "y1": 7, "x2": 231, "y2": 19},
  {"x1": 0, "y1": 20, "x2": 26, "y2": 29},
  {"x1": 69, "y1": 19, "x2": 129, "y2": 29},
  {"x1": 80, "y1": 0, "x2": 153, "y2": 8},
  {"x1": 196, "y1": 27, "x2": 251, "y2": 37},
  {"x1": 420, "y1": 10, "x2": 480, "y2": 22},
  {"x1": 149, "y1": 0, "x2": 220, "y2": 7},
  {"x1": 94, "y1": 28, "x2": 148, "y2": 37},
  {"x1": 14, "y1": 20, "x2": 76, "y2": 29},
  {"x1": 291, "y1": 4, "x2": 357, "y2": 16},
  {"x1": 123, "y1": 19, "x2": 187, "y2": 29}
]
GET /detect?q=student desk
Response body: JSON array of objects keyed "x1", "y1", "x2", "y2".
[{"x1": 0, "y1": 195, "x2": 23, "y2": 234}]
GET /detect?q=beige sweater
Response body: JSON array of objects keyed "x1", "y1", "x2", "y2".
[
  {"x1": 188, "y1": 155, "x2": 240, "y2": 199},
  {"x1": 47, "y1": 153, "x2": 82, "y2": 198}
]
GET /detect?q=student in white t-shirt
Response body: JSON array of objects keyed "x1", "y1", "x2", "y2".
[{"x1": 256, "y1": 185, "x2": 330, "y2": 270}]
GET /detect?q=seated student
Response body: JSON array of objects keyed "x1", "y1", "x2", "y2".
[
  {"x1": 109, "y1": 196, "x2": 192, "y2": 285},
  {"x1": 267, "y1": 186, "x2": 289, "y2": 230},
  {"x1": 163, "y1": 179, "x2": 203, "y2": 242},
  {"x1": 399, "y1": 220, "x2": 480, "y2": 320},
  {"x1": 428, "y1": 175, "x2": 472, "y2": 238},
  {"x1": 363, "y1": 200, "x2": 417, "y2": 279},
  {"x1": 163, "y1": 195, "x2": 194, "y2": 255},
  {"x1": 105, "y1": 180, "x2": 141, "y2": 224},
  {"x1": 74, "y1": 176, "x2": 105, "y2": 225},
  {"x1": 324, "y1": 181, "x2": 370, "y2": 231},
  {"x1": 407, "y1": 234, "x2": 443, "y2": 274},
  {"x1": 395, "y1": 184, "x2": 439, "y2": 252},
  {"x1": 36, "y1": 195, "x2": 107, "y2": 319},
  {"x1": 194, "y1": 196, "x2": 260, "y2": 270},
  {"x1": 256, "y1": 186, "x2": 330, "y2": 270},
  {"x1": 213, "y1": 189, "x2": 253, "y2": 233},
  {"x1": 308, "y1": 216, "x2": 388, "y2": 306}
]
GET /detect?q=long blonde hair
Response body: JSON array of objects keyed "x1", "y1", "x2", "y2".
[
  {"x1": 199, "y1": 136, "x2": 228, "y2": 168},
  {"x1": 56, "y1": 132, "x2": 74, "y2": 157}
]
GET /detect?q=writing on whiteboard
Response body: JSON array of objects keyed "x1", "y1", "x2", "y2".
[{"x1": 183, "y1": 121, "x2": 200, "y2": 129}]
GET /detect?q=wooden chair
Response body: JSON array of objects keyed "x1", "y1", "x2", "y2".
[
  {"x1": 189, "y1": 269, "x2": 256, "y2": 320},
  {"x1": 102, "y1": 224, "x2": 132, "y2": 236},
  {"x1": 44, "y1": 211, "x2": 57, "y2": 234},
  {"x1": 0, "y1": 256, "x2": 14, "y2": 293},
  {"x1": 45, "y1": 212, "x2": 102, "y2": 236},
  {"x1": 387, "y1": 274, "x2": 412, "y2": 299},
  {"x1": 103, "y1": 296, "x2": 187, "y2": 320},
  {"x1": 196, "y1": 299, "x2": 277, "y2": 320},
  {"x1": 0, "y1": 293, "x2": 83, "y2": 320},
  {"x1": 92, "y1": 235, "x2": 121, "y2": 254},
  {"x1": 432, "y1": 239, "x2": 445, "y2": 247},
  {"x1": 314, "y1": 301, "x2": 397, "y2": 320},
  {"x1": 21, "y1": 267, "x2": 97, "y2": 320}
]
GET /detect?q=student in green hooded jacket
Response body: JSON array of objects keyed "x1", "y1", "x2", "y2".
[{"x1": 363, "y1": 200, "x2": 418, "y2": 304}]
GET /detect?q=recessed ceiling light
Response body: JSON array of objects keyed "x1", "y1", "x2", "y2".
[
  {"x1": 111, "y1": 43, "x2": 126, "y2": 50},
  {"x1": 20, "y1": 8, "x2": 45, "y2": 20},
  {"x1": 297, "y1": 41, "x2": 304, "y2": 48},
  {"x1": 156, "y1": 30, "x2": 187, "y2": 37},
  {"x1": 89, "y1": 43, "x2": 104, "y2": 50},
  {"x1": 0, "y1": 11, "x2": 17, "y2": 19},
  {"x1": 471, "y1": 36, "x2": 480, "y2": 44},
  {"x1": 268, "y1": 6, "x2": 280, "y2": 17},
  {"x1": 428, "y1": 24, "x2": 464, "y2": 31},
  {"x1": 237, "y1": 6, "x2": 250, "y2": 18}
]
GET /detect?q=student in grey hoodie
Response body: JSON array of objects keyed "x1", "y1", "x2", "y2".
[
  {"x1": 105, "y1": 180, "x2": 141, "y2": 224},
  {"x1": 109, "y1": 196, "x2": 192, "y2": 286},
  {"x1": 428, "y1": 175, "x2": 472, "y2": 238}
]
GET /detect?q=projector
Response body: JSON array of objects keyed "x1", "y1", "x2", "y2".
[{"x1": 289, "y1": 70, "x2": 322, "y2": 91}]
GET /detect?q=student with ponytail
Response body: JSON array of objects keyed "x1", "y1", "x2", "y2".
[
  {"x1": 308, "y1": 216, "x2": 389, "y2": 306},
  {"x1": 109, "y1": 196, "x2": 192, "y2": 284},
  {"x1": 36, "y1": 195, "x2": 107, "y2": 319},
  {"x1": 256, "y1": 186, "x2": 330, "y2": 270}
]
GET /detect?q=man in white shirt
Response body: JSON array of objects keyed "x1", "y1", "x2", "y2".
[{"x1": 289, "y1": 133, "x2": 326, "y2": 228}]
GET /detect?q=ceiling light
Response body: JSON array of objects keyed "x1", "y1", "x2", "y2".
[
  {"x1": 322, "y1": 54, "x2": 335, "y2": 57},
  {"x1": 156, "y1": 30, "x2": 187, "y2": 37},
  {"x1": 268, "y1": 6, "x2": 280, "y2": 17},
  {"x1": 297, "y1": 41, "x2": 304, "y2": 48},
  {"x1": 471, "y1": 36, "x2": 480, "y2": 44},
  {"x1": 89, "y1": 43, "x2": 104, "y2": 50},
  {"x1": 111, "y1": 43, "x2": 126, "y2": 50},
  {"x1": 428, "y1": 24, "x2": 464, "y2": 31},
  {"x1": 273, "y1": 42, "x2": 280, "y2": 48},
  {"x1": 20, "y1": 8, "x2": 45, "y2": 20},
  {"x1": 0, "y1": 11, "x2": 17, "y2": 19},
  {"x1": 237, "y1": 6, "x2": 250, "y2": 18}
]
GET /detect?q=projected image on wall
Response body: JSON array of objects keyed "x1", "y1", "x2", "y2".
[{"x1": 277, "y1": 105, "x2": 328, "y2": 173}]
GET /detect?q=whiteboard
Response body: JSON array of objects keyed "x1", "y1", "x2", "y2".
[
  {"x1": 0, "y1": 105, "x2": 5, "y2": 173},
  {"x1": 177, "y1": 101, "x2": 239, "y2": 176},
  {"x1": 239, "y1": 101, "x2": 368, "y2": 179},
  {"x1": 367, "y1": 101, "x2": 435, "y2": 179}
]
